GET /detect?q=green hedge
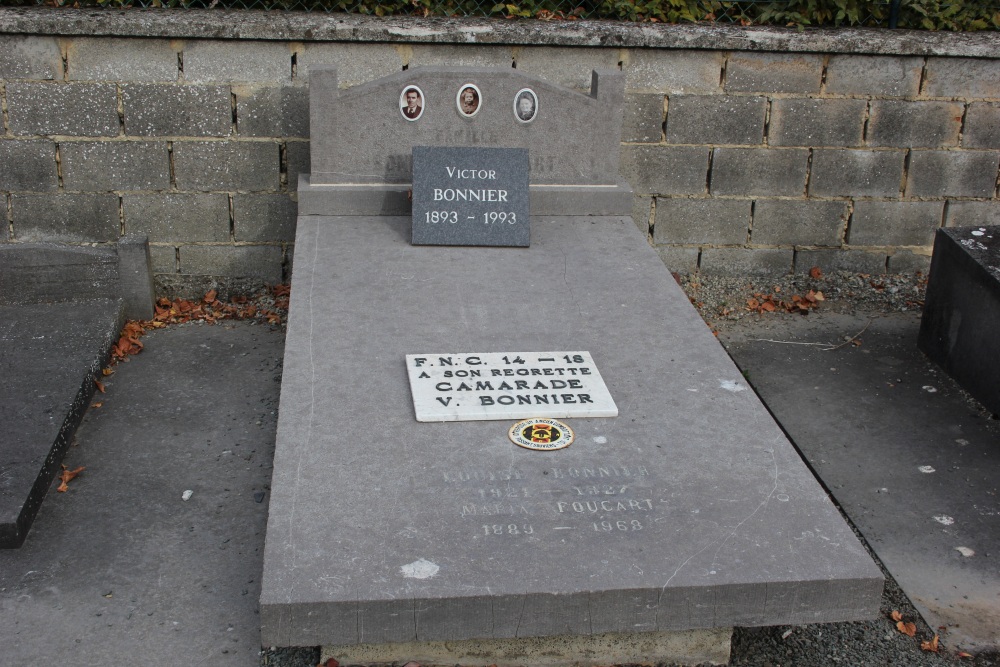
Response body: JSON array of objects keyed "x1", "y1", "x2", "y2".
[{"x1": 5, "y1": 0, "x2": 999, "y2": 30}]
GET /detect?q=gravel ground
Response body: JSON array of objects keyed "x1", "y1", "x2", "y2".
[{"x1": 259, "y1": 269, "x2": 999, "y2": 667}]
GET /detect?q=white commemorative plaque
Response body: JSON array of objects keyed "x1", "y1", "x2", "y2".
[{"x1": 405, "y1": 351, "x2": 618, "y2": 422}]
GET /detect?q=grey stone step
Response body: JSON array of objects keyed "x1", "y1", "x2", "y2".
[{"x1": 0, "y1": 298, "x2": 124, "y2": 548}]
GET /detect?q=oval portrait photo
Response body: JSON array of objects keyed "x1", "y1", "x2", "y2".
[
  {"x1": 457, "y1": 84, "x2": 482, "y2": 118},
  {"x1": 513, "y1": 88, "x2": 538, "y2": 123},
  {"x1": 400, "y1": 85, "x2": 425, "y2": 121}
]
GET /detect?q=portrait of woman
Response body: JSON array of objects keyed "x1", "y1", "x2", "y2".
[
  {"x1": 514, "y1": 88, "x2": 538, "y2": 123},
  {"x1": 400, "y1": 85, "x2": 425, "y2": 121},
  {"x1": 457, "y1": 84, "x2": 482, "y2": 117}
]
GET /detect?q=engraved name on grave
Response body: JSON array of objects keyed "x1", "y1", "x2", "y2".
[
  {"x1": 406, "y1": 351, "x2": 618, "y2": 422},
  {"x1": 411, "y1": 146, "x2": 530, "y2": 247}
]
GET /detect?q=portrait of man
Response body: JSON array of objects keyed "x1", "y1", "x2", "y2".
[
  {"x1": 400, "y1": 86, "x2": 424, "y2": 121},
  {"x1": 514, "y1": 89, "x2": 537, "y2": 123},
  {"x1": 457, "y1": 84, "x2": 481, "y2": 117}
]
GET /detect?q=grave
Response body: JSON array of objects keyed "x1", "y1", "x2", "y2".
[
  {"x1": 260, "y1": 66, "x2": 883, "y2": 664},
  {"x1": 919, "y1": 225, "x2": 1000, "y2": 416}
]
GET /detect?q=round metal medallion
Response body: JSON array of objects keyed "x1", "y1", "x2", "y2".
[{"x1": 508, "y1": 418, "x2": 574, "y2": 451}]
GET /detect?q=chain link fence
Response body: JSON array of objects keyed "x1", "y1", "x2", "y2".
[{"x1": 4, "y1": 0, "x2": 998, "y2": 28}]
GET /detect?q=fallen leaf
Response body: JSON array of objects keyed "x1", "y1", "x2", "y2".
[
  {"x1": 897, "y1": 620, "x2": 917, "y2": 637},
  {"x1": 921, "y1": 634, "x2": 940, "y2": 652},
  {"x1": 102, "y1": 367, "x2": 114, "y2": 376},
  {"x1": 809, "y1": 266, "x2": 823, "y2": 280},
  {"x1": 92, "y1": 402, "x2": 103, "y2": 408},
  {"x1": 761, "y1": 300, "x2": 776, "y2": 312},
  {"x1": 891, "y1": 610, "x2": 903, "y2": 622},
  {"x1": 747, "y1": 297, "x2": 760, "y2": 310},
  {"x1": 204, "y1": 289, "x2": 218, "y2": 303},
  {"x1": 94, "y1": 380, "x2": 106, "y2": 393},
  {"x1": 322, "y1": 658, "x2": 340, "y2": 667},
  {"x1": 57, "y1": 465, "x2": 85, "y2": 492},
  {"x1": 958, "y1": 651, "x2": 974, "y2": 658}
]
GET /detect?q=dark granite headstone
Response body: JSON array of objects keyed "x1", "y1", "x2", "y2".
[{"x1": 411, "y1": 146, "x2": 529, "y2": 247}]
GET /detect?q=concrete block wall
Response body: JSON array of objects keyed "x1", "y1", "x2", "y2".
[{"x1": 1, "y1": 10, "x2": 998, "y2": 289}]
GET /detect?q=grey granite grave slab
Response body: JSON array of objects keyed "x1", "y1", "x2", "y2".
[
  {"x1": 919, "y1": 225, "x2": 1000, "y2": 416},
  {"x1": 411, "y1": 146, "x2": 530, "y2": 247},
  {"x1": 260, "y1": 214, "x2": 883, "y2": 648}
]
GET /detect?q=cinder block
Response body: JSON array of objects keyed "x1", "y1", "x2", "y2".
[
  {"x1": 654, "y1": 198, "x2": 750, "y2": 245},
  {"x1": 867, "y1": 100, "x2": 962, "y2": 148},
  {"x1": 66, "y1": 37, "x2": 178, "y2": 82},
  {"x1": 296, "y1": 43, "x2": 403, "y2": 87},
  {"x1": 183, "y1": 41, "x2": 291, "y2": 84},
  {"x1": 622, "y1": 94, "x2": 664, "y2": 143},
  {"x1": 11, "y1": 193, "x2": 120, "y2": 242},
  {"x1": 751, "y1": 200, "x2": 848, "y2": 246},
  {"x1": 122, "y1": 193, "x2": 230, "y2": 242},
  {"x1": 286, "y1": 140, "x2": 310, "y2": 190},
  {"x1": 906, "y1": 150, "x2": 1000, "y2": 198},
  {"x1": 61, "y1": 141, "x2": 170, "y2": 191},
  {"x1": 700, "y1": 247, "x2": 793, "y2": 276},
  {"x1": 666, "y1": 95, "x2": 766, "y2": 146},
  {"x1": 725, "y1": 53, "x2": 823, "y2": 94},
  {"x1": 711, "y1": 148, "x2": 808, "y2": 196},
  {"x1": 0, "y1": 35, "x2": 63, "y2": 80},
  {"x1": 768, "y1": 98, "x2": 866, "y2": 147},
  {"x1": 123, "y1": 84, "x2": 232, "y2": 137},
  {"x1": 824, "y1": 55, "x2": 922, "y2": 97},
  {"x1": 149, "y1": 245, "x2": 177, "y2": 273},
  {"x1": 6, "y1": 83, "x2": 119, "y2": 137},
  {"x1": 514, "y1": 47, "x2": 620, "y2": 91},
  {"x1": 620, "y1": 145, "x2": 709, "y2": 195},
  {"x1": 179, "y1": 244, "x2": 283, "y2": 282},
  {"x1": 233, "y1": 194, "x2": 297, "y2": 241},
  {"x1": 235, "y1": 85, "x2": 308, "y2": 138},
  {"x1": 409, "y1": 44, "x2": 513, "y2": 68},
  {"x1": 887, "y1": 250, "x2": 931, "y2": 273},
  {"x1": 849, "y1": 201, "x2": 943, "y2": 246},
  {"x1": 0, "y1": 140, "x2": 58, "y2": 191},
  {"x1": 631, "y1": 195, "x2": 653, "y2": 235},
  {"x1": 945, "y1": 201, "x2": 1000, "y2": 228},
  {"x1": 622, "y1": 49, "x2": 724, "y2": 93},
  {"x1": 963, "y1": 103, "x2": 1000, "y2": 149},
  {"x1": 796, "y1": 249, "x2": 886, "y2": 274},
  {"x1": 810, "y1": 149, "x2": 904, "y2": 198},
  {"x1": 924, "y1": 57, "x2": 1000, "y2": 99},
  {"x1": 655, "y1": 245, "x2": 700, "y2": 273},
  {"x1": 173, "y1": 141, "x2": 280, "y2": 192}
]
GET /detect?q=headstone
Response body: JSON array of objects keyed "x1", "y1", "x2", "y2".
[
  {"x1": 260, "y1": 66, "x2": 884, "y2": 662},
  {"x1": 411, "y1": 147, "x2": 529, "y2": 247},
  {"x1": 919, "y1": 225, "x2": 1000, "y2": 415}
]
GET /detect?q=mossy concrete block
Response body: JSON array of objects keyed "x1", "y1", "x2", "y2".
[
  {"x1": 768, "y1": 98, "x2": 866, "y2": 147},
  {"x1": 867, "y1": 100, "x2": 963, "y2": 148},
  {"x1": 122, "y1": 193, "x2": 231, "y2": 242},
  {"x1": 0, "y1": 140, "x2": 58, "y2": 191},
  {"x1": 824, "y1": 55, "x2": 922, "y2": 97},
  {"x1": 11, "y1": 193, "x2": 120, "y2": 243},
  {"x1": 173, "y1": 141, "x2": 280, "y2": 192},
  {"x1": 122, "y1": 83, "x2": 232, "y2": 137},
  {"x1": 0, "y1": 35, "x2": 62, "y2": 80},
  {"x1": 666, "y1": 95, "x2": 766, "y2": 146},
  {"x1": 654, "y1": 198, "x2": 750, "y2": 245},
  {"x1": 149, "y1": 245, "x2": 177, "y2": 273},
  {"x1": 61, "y1": 141, "x2": 170, "y2": 191},
  {"x1": 945, "y1": 201, "x2": 1000, "y2": 228},
  {"x1": 183, "y1": 40, "x2": 291, "y2": 84},
  {"x1": 235, "y1": 85, "x2": 308, "y2": 138},
  {"x1": 622, "y1": 49, "x2": 723, "y2": 93},
  {"x1": 809, "y1": 149, "x2": 905, "y2": 198},
  {"x1": 620, "y1": 145, "x2": 709, "y2": 195},
  {"x1": 622, "y1": 93, "x2": 664, "y2": 143},
  {"x1": 906, "y1": 150, "x2": 1000, "y2": 199},
  {"x1": 6, "y1": 82, "x2": 119, "y2": 137},
  {"x1": 725, "y1": 53, "x2": 823, "y2": 94},
  {"x1": 66, "y1": 37, "x2": 178, "y2": 82},
  {"x1": 233, "y1": 194, "x2": 297, "y2": 242},
  {"x1": 751, "y1": 199, "x2": 848, "y2": 247},
  {"x1": 850, "y1": 201, "x2": 944, "y2": 247},
  {"x1": 963, "y1": 103, "x2": 1000, "y2": 150},
  {"x1": 924, "y1": 57, "x2": 1000, "y2": 99},
  {"x1": 710, "y1": 147, "x2": 808, "y2": 197}
]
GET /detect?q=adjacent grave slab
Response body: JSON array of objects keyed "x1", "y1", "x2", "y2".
[
  {"x1": 260, "y1": 215, "x2": 883, "y2": 649},
  {"x1": 919, "y1": 225, "x2": 1000, "y2": 416}
]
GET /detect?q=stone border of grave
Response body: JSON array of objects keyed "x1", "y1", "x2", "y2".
[{"x1": 0, "y1": 8, "x2": 997, "y2": 58}]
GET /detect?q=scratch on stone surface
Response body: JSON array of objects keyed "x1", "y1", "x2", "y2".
[{"x1": 514, "y1": 593, "x2": 527, "y2": 637}]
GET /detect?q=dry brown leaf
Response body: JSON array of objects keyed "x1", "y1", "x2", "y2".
[
  {"x1": 102, "y1": 367, "x2": 114, "y2": 376},
  {"x1": 747, "y1": 298, "x2": 760, "y2": 310},
  {"x1": 57, "y1": 465, "x2": 85, "y2": 492},
  {"x1": 958, "y1": 651, "x2": 974, "y2": 658},
  {"x1": 761, "y1": 301, "x2": 776, "y2": 312},
  {"x1": 921, "y1": 634, "x2": 940, "y2": 652},
  {"x1": 897, "y1": 621, "x2": 917, "y2": 637},
  {"x1": 92, "y1": 402, "x2": 103, "y2": 408},
  {"x1": 94, "y1": 380, "x2": 106, "y2": 393},
  {"x1": 891, "y1": 610, "x2": 903, "y2": 622},
  {"x1": 809, "y1": 266, "x2": 823, "y2": 280},
  {"x1": 204, "y1": 289, "x2": 218, "y2": 303}
]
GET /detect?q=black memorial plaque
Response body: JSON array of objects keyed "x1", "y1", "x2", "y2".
[{"x1": 411, "y1": 146, "x2": 529, "y2": 247}]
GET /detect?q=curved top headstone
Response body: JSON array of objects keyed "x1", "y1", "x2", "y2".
[{"x1": 308, "y1": 66, "x2": 625, "y2": 187}]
